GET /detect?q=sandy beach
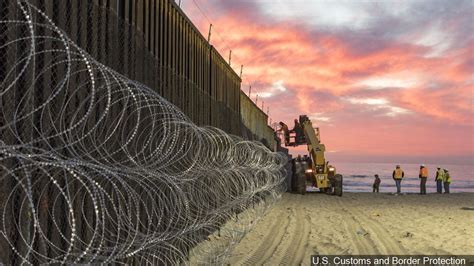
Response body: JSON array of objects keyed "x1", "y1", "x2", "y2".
[{"x1": 224, "y1": 192, "x2": 474, "y2": 265}]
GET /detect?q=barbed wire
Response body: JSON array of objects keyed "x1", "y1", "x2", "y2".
[{"x1": 0, "y1": 1, "x2": 286, "y2": 264}]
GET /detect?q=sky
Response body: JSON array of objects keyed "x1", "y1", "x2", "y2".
[{"x1": 181, "y1": 0, "x2": 474, "y2": 164}]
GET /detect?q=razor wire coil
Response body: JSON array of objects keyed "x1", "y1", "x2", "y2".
[{"x1": 0, "y1": 1, "x2": 286, "y2": 264}]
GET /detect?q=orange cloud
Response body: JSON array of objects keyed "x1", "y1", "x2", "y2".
[{"x1": 182, "y1": 1, "x2": 474, "y2": 159}]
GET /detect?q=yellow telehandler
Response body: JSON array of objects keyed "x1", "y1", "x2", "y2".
[{"x1": 280, "y1": 115, "x2": 343, "y2": 196}]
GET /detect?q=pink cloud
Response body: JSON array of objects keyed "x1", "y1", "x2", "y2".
[{"x1": 182, "y1": 1, "x2": 474, "y2": 159}]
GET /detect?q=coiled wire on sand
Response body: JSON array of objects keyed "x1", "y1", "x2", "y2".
[{"x1": 0, "y1": 1, "x2": 286, "y2": 264}]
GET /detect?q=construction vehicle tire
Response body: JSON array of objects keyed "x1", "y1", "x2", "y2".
[
  {"x1": 334, "y1": 174, "x2": 343, "y2": 197},
  {"x1": 298, "y1": 173, "x2": 306, "y2": 195},
  {"x1": 326, "y1": 187, "x2": 333, "y2": 194},
  {"x1": 291, "y1": 174, "x2": 297, "y2": 192}
]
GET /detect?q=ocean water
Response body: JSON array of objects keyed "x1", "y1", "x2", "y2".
[{"x1": 336, "y1": 162, "x2": 474, "y2": 193}]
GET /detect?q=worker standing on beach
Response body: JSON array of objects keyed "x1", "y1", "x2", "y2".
[
  {"x1": 419, "y1": 165, "x2": 428, "y2": 195},
  {"x1": 392, "y1": 165, "x2": 404, "y2": 194},
  {"x1": 435, "y1": 167, "x2": 445, "y2": 193},
  {"x1": 443, "y1": 169, "x2": 451, "y2": 194},
  {"x1": 373, "y1": 174, "x2": 381, "y2": 193}
]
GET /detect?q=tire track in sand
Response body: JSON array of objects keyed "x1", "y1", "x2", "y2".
[
  {"x1": 280, "y1": 211, "x2": 311, "y2": 265},
  {"x1": 270, "y1": 195, "x2": 311, "y2": 265},
  {"x1": 335, "y1": 198, "x2": 381, "y2": 254},
  {"x1": 239, "y1": 203, "x2": 291, "y2": 265},
  {"x1": 350, "y1": 210, "x2": 407, "y2": 254},
  {"x1": 336, "y1": 197, "x2": 406, "y2": 254}
]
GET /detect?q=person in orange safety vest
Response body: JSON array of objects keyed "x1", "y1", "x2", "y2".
[{"x1": 419, "y1": 164, "x2": 428, "y2": 195}]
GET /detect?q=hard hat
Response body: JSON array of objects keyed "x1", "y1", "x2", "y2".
[{"x1": 421, "y1": 164, "x2": 425, "y2": 167}]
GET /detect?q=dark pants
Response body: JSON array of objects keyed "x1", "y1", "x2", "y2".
[
  {"x1": 420, "y1": 177, "x2": 427, "y2": 194},
  {"x1": 395, "y1": 179, "x2": 401, "y2": 193},
  {"x1": 436, "y1": 180, "x2": 443, "y2": 193},
  {"x1": 444, "y1": 182, "x2": 450, "y2": 193},
  {"x1": 373, "y1": 184, "x2": 379, "y2": 193}
]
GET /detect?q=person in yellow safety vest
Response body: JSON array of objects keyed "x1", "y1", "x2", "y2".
[
  {"x1": 443, "y1": 169, "x2": 451, "y2": 194},
  {"x1": 435, "y1": 167, "x2": 445, "y2": 193},
  {"x1": 392, "y1": 165, "x2": 404, "y2": 194},
  {"x1": 419, "y1": 165, "x2": 428, "y2": 195}
]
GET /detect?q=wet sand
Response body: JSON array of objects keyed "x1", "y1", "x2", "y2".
[{"x1": 226, "y1": 192, "x2": 474, "y2": 265}]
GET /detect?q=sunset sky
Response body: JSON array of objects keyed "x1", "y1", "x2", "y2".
[{"x1": 182, "y1": 0, "x2": 474, "y2": 164}]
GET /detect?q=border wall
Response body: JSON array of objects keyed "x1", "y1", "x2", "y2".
[
  {"x1": 0, "y1": 0, "x2": 280, "y2": 263},
  {"x1": 240, "y1": 92, "x2": 277, "y2": 151},
  {"x1": 2, "y1": 0, "x2": 270, "y2": 140}
]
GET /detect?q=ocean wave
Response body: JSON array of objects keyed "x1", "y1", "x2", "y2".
[
  {"x1": 343, "y1": 180, "x2": 474, "y2": 189},
  {"x1": 349, "y1": 175, "x2": 369, "y2": 178}
]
